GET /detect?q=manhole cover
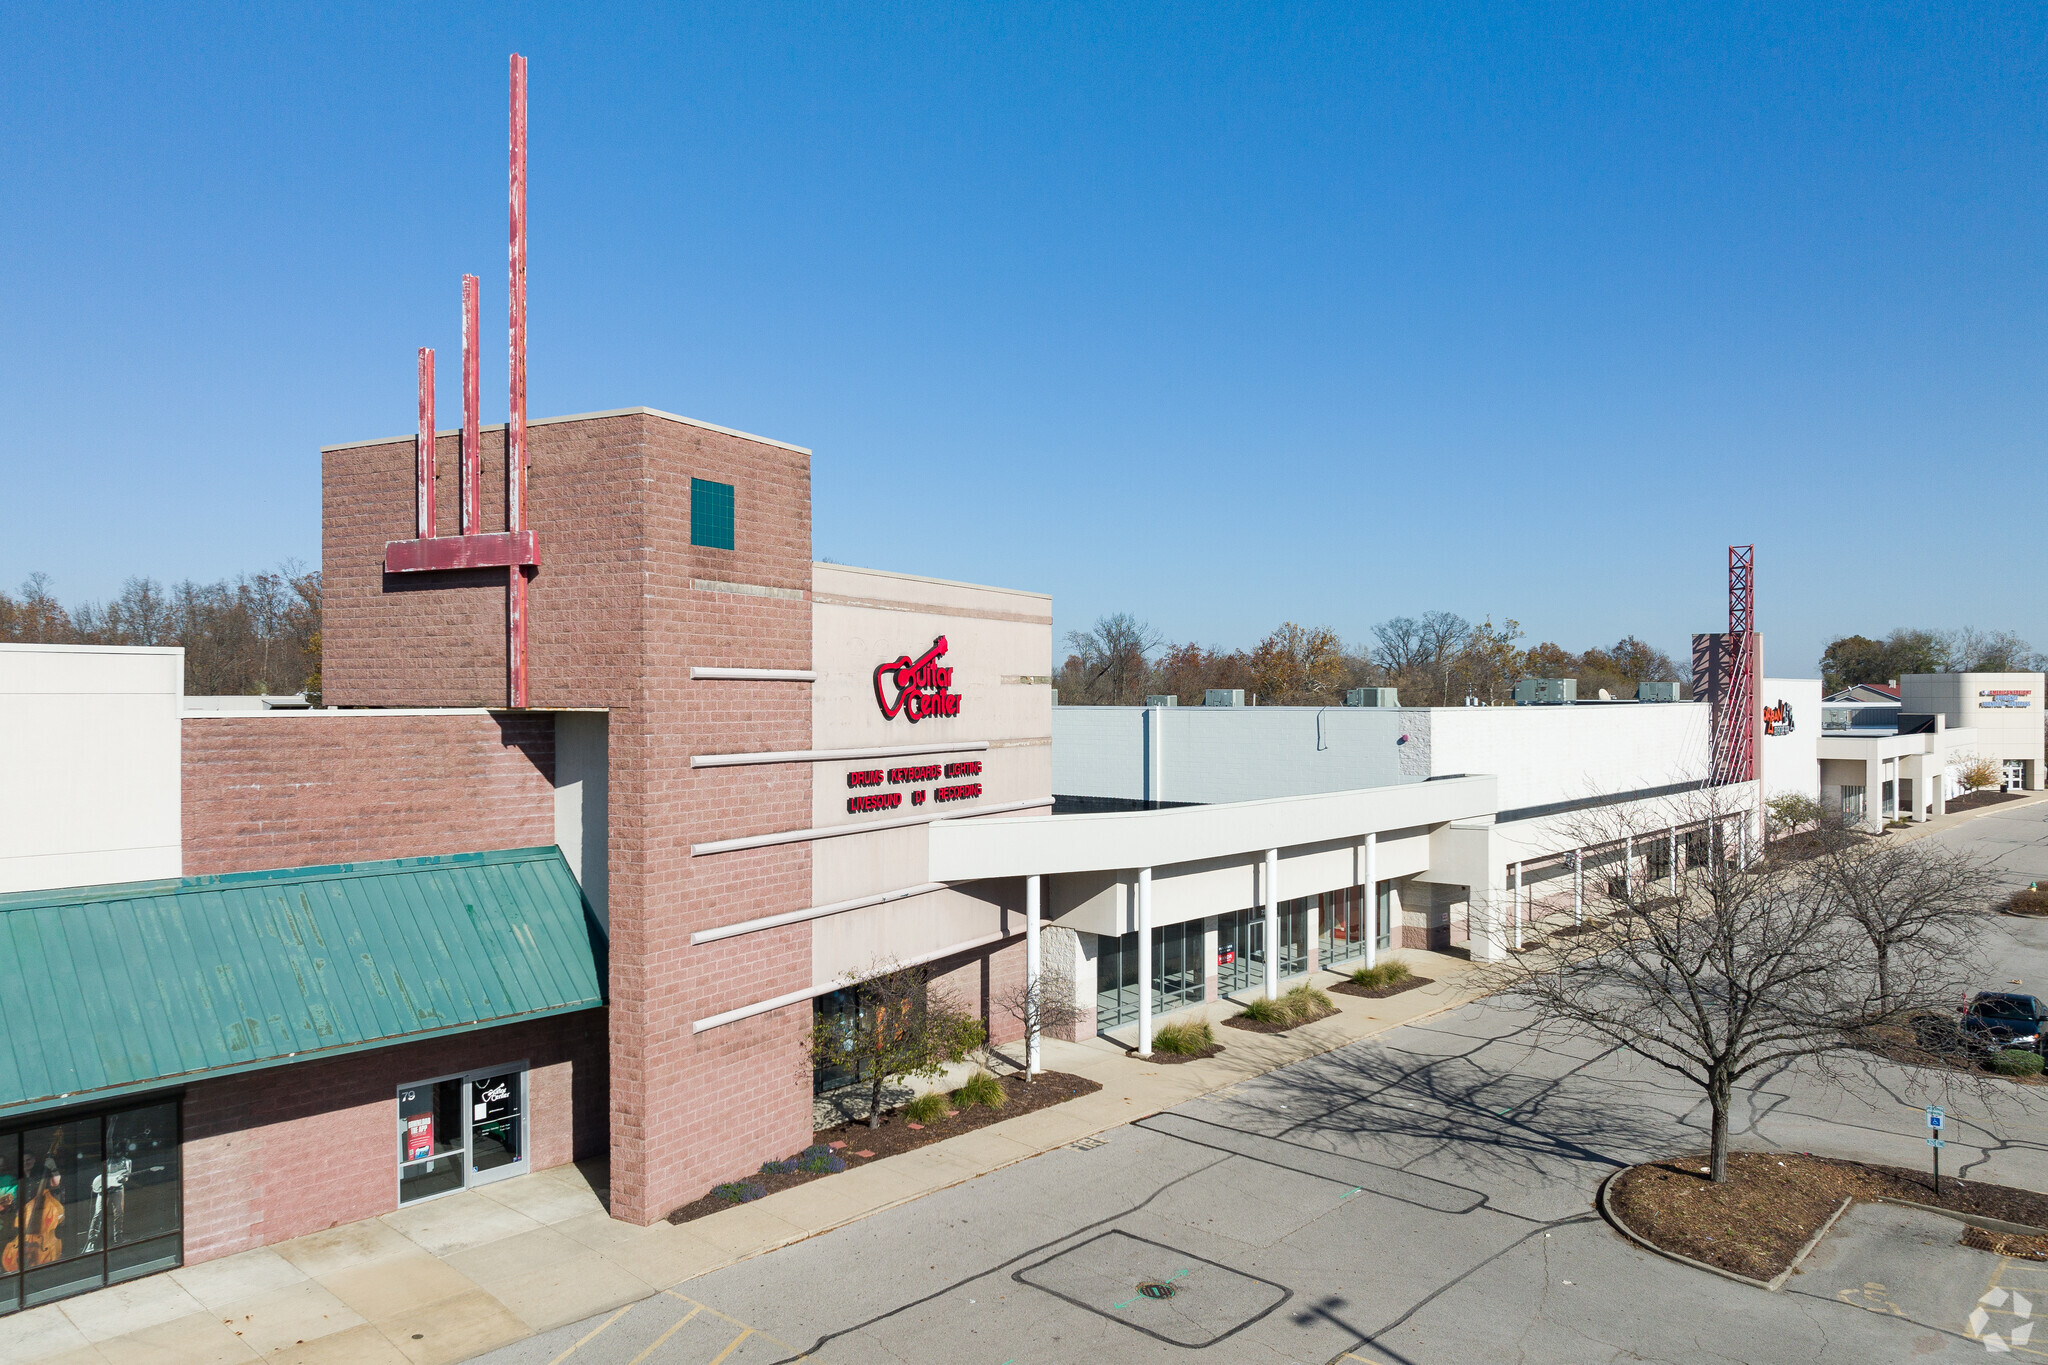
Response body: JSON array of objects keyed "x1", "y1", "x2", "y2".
[{"x1": 1138, "y1": 1281, "x2": 1176, "y2": 1300}]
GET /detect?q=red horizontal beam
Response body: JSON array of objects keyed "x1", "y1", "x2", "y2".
[{"x1": 385, "y1": 531, "x2": 541, "y2": 574}]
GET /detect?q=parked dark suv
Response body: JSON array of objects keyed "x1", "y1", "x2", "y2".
[{"x1": 1961, "y1": 993, "x2": 2048, "y2": 1054}]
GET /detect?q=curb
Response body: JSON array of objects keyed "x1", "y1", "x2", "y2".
[
  {"x1": 1877, "y1": 1196, "x2": 2048, "y2": 1239},
  {"x1": 1596, "y1": 1170, "x2": 1850, "y2": 1293}
]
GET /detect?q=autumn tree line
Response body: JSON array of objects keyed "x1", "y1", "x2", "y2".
[
  {"x1": 0, "y1": 568, "x2": 323, "y2": 700},
  {"x1": 1818, "y1": 626, "x2": 2044, "y2": 694},
  {"x1": 1056, "y1": 611, "x2": 1685, "y2": 707}
]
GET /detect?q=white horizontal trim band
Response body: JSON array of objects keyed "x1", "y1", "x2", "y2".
[
  {"x1": 691, "y1": 928, "x2": 1019, "y2": 1033},
  {"x1": 691, "y1": 882, "x2": 948, "y2": 944},
  {"x1": 691, "y1": 741, "x2": 988, "y2": 768},
  {"x1": 689, "y1": 667, "x2": 817, "y2": 682},
  {"x1": 690, "y1": 798, "x2": 1054, "y2": 856}
]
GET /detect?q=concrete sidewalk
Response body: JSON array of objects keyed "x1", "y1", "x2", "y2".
[{"x1": 2, "y1": 949, "x2": 1485, "y2": 1365}]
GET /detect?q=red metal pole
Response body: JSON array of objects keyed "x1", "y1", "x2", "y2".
[
  {"x1": 461, "y1": 274, "x2": 480, "y2": 536},
  {"x1": 507, "y1": 52, "x2": 529, "y2": 708},
  {"x1": 416, "y1": 347, "x2": 436, "y2": 539}
]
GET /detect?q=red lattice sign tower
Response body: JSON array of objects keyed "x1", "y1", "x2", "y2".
[{"x1": 1710, "y1": 545, "x2": 1758, "y2": 787}]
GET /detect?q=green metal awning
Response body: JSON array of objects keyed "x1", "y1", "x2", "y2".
[{"x1": 0, "y1": 846, "x2": 605, "y2": 1118}]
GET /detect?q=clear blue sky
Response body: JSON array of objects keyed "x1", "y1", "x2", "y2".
[{"x1": 2, "y1": 4, "x2": 2043, "y2": 677}]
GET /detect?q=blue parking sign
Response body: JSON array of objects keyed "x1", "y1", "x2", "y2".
[{"x1": 1927, "y1": 1106, "x2": 1944, "y2": 1131}]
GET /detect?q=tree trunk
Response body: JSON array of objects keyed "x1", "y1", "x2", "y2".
[
  {"x1": 868, "y1": 1073, "x2": 885, "y2": 1130},
  {"x1": 1875, "y1": 943, "x2": 1891, "y2": 1016},
  {"x1": 1709, "y1": 1078, "x2": 1732, "y2": 1183}
]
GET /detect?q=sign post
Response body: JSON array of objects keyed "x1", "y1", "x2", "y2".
[{"x1": 1927, "y1": 1106, "x2": 1945, "y2": 1196}]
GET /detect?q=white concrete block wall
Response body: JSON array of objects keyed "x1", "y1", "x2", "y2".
[
  {"x1": 0, "y1": 644, "x2": 184, "y2": 894},
  {"x1": 1049, "y1": 707, "x2": 1148, "y2": 800},
  {"x1": 1425, "y1": 703, "x2": 1712, "y2": 813},
  {"x1": 1901, "y1": 673, "x2": 2045, "y2": 789},
  {"x1": 1760, "y1": 677, "x2": 1823, "y2": 804}
]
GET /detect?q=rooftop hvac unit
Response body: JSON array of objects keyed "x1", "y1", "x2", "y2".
[
  {"x1": 1204, "y1": 689, "x2": 1245, "y2": 707},
  {"x1": 1346, "y1": 687, "x2": 1400, "y2": 707},
  {"x1": 1638, "y1": 681, "x2": 1681, "y2": 703},
  {"x1": 1145, "y1": 694, "x2": 1179, "y2": 707},
  {"x1": 1513, "y1": 678, "x2": 1577, "y2": 705}
]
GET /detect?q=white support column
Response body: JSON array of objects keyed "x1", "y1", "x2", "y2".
[
  {"x1": 1025, "y1": 873, "x2": 1043, "y2": 1076},
  {"x1": 1362, "y1": 833, "x2": 1380, "y2": 971},
  {"x1": 1512, "y1": 861, "x2": 1524, "y2": 950},
  {"x1": 1668, "y1": 826, "x2": 1677, "y2": 896},
  {"x1": 1136, "y1": 867, "x2": 1153, "y2": 1057},
  {"x1": 1263, "y1": 847, "x2": 1280, "y2": 1000}
]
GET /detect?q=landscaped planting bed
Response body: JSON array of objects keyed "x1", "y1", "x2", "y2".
[
  {"x1": 1224, "y1": 984, "x2": 1339, "y2": 1034},
  {"x1": 665, "y1": 1070, "x2": 1101, "y2": 1225},
  {"x1": 1331, "y1": 973, "x2": 1433, "y2": 1000},
  {"x1": 1607, "y1": 1151, "x2": 2048, "y2": 1282}
]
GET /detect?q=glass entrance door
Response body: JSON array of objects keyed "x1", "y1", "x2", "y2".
[
  {"x1": 2007, "y1": 760, "x2": 2027, "y2": 793},
  {"x1": 397, "y1": 1067, "x2": 528, "y2": 1205}
]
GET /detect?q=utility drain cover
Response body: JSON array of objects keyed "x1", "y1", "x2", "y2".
[{"x1": 1138, "y1": 1282, "x2": 1176, "y2": 1300}]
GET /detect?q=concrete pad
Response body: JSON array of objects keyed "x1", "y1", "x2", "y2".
[
  {"x1": 375, "y1": 1288, "x2": 530, "y2": 1365},
  {"x1": 472, "y1": 1172, "x2": 607, "y2": 1226},
  {"x1": 274, "y1": 1219, "x2": 422, "y2": 1279},
  {"x1": 261, "y1": 1323, "x2": 414, "y2": 1365},
  {"x1": 673, "y1": 1203, "x2": 807, "y2": 1260},
  {"x1": 378, "y1": 1189, "x2": 546, "y2": 1258},
  {"x1": 56, "y1": 1272, "x2": 207, "y2": 1343},
  {"x1": 167, "y1": 1248, "x2": 309, "y2": 1315},
  {"x1": 89, "y1": 1311, "x2": 259, "y2": 1365},
  {"x1": 547, "y1": 1215, "x2": 730, "y2": 1289},
  {"x1": 465, "y1": 1254, "x2": 655, "y2": 1335},
  {"x1": 203, "y1": 1280, "x2": 362, "y2": 1357},
  {"x1": 1794, "y1": 1201, "x2": 2001, "y2": 1334},
  {"x1": 442, "y1": 1226, "x2": 587, "y2": 1287},
  {"x1": 311, "y1": 1254, "x2": 480, "y2": 1322},
  {"x1": 0, "y1": 1302, "x2": 98, "y2": 1365}
]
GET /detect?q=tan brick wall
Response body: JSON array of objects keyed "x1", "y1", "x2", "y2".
[
  {"x1": 181, "y1": 713, "x2": 556, "y2": 876},
  {"x1": 180, "y1": 1009, "x2": 606, "y2": 1264}
]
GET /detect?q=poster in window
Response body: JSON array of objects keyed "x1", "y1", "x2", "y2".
[
  {"x1": 471, "y1": 1073, "x2": 520, "y2": 1124},
  {"x1": 404, "y1": 1114, "x2": 433, "y2": 1162}
]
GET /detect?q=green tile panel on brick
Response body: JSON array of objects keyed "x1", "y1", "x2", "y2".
[{"x1": 0, "y1": 846, "x2": 605, "y2": 1117}]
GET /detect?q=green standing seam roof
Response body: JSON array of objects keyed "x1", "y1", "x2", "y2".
[{"x1": 0, "y1": 846, "x2": 606, "y2": 1118}]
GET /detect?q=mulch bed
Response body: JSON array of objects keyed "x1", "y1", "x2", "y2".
[
  {"x1": 1331, "y1": 975, "x2": 1434, "y2": 1000},
  {"x1": 1222, "y1": 1004, "x2": 1341, "y2": 1034},
  {"x1": 1608, "y1": 1151, "x2": 2048, "y2": 1282},
  {"x1": 664, "y1": 1070, "x2": 1101, "y2": 1225},
  {"x1": 1551, "y1": 921, "x2": 1606, "y2": 937},
  {"x1": 1131, "y1": 1042, "x2": 1225, "y2": 1064},
  {"x1": 1963, "y1": 1226, "x2": 2048, "y2": 1260},
  {"x1": 1950, "y1": 790, "x2": 2025, "y2": 813}
]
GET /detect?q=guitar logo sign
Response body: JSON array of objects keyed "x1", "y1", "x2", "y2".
[
  {"x1": 1763, "y1": 699, "x2": 1794, "y2": 736},
  {"x1": 875, "y1": 636, "x2": 963, "y2": 722}
]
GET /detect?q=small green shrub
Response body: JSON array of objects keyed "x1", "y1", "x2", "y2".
[
  {"x1": 953, "y1": 1070, "x2": 1006, "y2": 1109},
  {"x1": 1239, "y1": 996, "x2": 1291, "y2": 1024},
  {"x1": 1152, "y1": 1019, "x2": 1216, "y2": 1055},
  {"x1": 901, "y1": 1092, "x2": 950, "y2": 1125},
  {"x1": 712, "y1": 1181, "x2": 767, "y2": 1204},
  {"x1": 1350, "y1": 961, "x2": 1413, "y2": 990},
  {"x1": 1991, "y1": 1048, "x2": 2045, "y2": 1078}
]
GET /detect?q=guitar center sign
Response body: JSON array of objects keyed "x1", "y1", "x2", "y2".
[{"x1": 874, "y1": 636, "x2": 963, "y2": 722}]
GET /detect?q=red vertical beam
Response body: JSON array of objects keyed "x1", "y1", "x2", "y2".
[
  {"x1": 415, "y1": 348, "x2": 436, "y2": 539},
  {"x1": 460, "y1": 274, "x2": 481, "y2": 536},
  {"x1": 506, "y1": 52, "x2": 530, "y2": 708}
]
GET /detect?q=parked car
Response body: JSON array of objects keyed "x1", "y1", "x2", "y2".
[{"x1": 1961, "y1": 992, "x2": 2048, "y2": 1054}]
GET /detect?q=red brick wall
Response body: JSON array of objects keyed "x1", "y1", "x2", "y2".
[
  {"x1": 181, "y1": 1009, "x2": 607, "y2": 1263},
  {"x1": 181, "y1": 713, "x2": 555, "y2": 876},
  {"x1": 322, "y1": 410, "x2": 818, "y2": 1224}
]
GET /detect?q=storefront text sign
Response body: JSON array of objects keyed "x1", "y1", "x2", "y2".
[
  {"x1": 874, "y1": 636, "x2": 962, "y2": 721},
  {"x1": 845, "y1": 759, "x2": 982, "y2": 814},
  {"x1": 1981, "y1": 690, "x2": 2033, "y2": 709}
]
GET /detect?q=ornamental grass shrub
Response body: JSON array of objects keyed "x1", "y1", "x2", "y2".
[
  {"x1": 953, "y1": 1070, "x2": 1006, "y2": 1109},
  {"x1": 1991, "y1": 1048, "x2": 2046, "y2": 1078},
  {"x1": 901, "y1": 1092, "x2": 950, "y2": 1125},
  {"x1": 1238, "y1": 985, "x2": 1336, "y2": 1028},
  {"x1": 1152, "y1": 1019, "x2": 1216, "y2": 1055},
  {"x1": 1238, "y1": 995, "x2": 1291, "y2": 1024},
  {"x1": 1351, "y1": 961, "x2": 1413, "y2": 990},
  {"x1": 713, "y1": 1181, "x2": 767, "y2": 1204}
]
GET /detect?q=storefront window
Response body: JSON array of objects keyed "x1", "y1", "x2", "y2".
[
  {"x1": 396, "y1": 1067, "x2": 528, "y2": 1206},
  {"x1": 1214, "y1": 909, "x2": 1262, "y2": 995},
  {"x1": 0, "y1": 1097, "x2": 182, "y2": 1315},
  {"x1": 1096, "y1": 923, "x2": 1206, "y2": 1028},
  {"x1": 1320, "y1": 886, "x2": 1369, "y2": 966},
  {"x1": 1375, "y1": 882, "x2": 1394, "y2": 951}
]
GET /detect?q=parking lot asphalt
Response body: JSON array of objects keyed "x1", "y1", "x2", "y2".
[{"x1": 476, "y1": 802, "x2": 2048, "y2": 1365}]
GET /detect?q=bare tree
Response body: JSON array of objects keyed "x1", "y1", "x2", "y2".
[
  {"x1": 995, "y1": 957, "x2": 1086, "y2": 1081},
  {"x1": 1417, "y1": 610, "x2": 1472, "y2": 704},
  {"x1": 1062, "y1": 612, "x2": 1161, "y2": 705},
  {"x1": 1812, "y1": 838, "x2": 1991, "y2": 1014},
  {"x1": 1495, "y1": 788, "x2": 1987, "y2": 1182},
  {"x1": 808, "y1": 961, "x2": 985, "y2": 1129},
  {"x1": 1372, "y1": 616, "x2": 1426, "y2": 674}
]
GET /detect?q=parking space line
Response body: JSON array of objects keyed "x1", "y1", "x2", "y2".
[
  {"x1": 625, "y1": 1305, "x2": 702, "y2": 1365},
  {"x1": 659, "y1": 1290, "x2": 808, "y2": 1362},
  {"x1": 706, "y1": 1328, "x2": 754, "y2": 1364},
  {"x1": 548, "y1": 1304, "x2": 637, "y2": 1364}
]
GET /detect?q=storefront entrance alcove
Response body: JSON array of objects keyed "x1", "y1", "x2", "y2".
[{"x1": 397, "y1": 1065, "x2": 529, "y2": 1205}]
